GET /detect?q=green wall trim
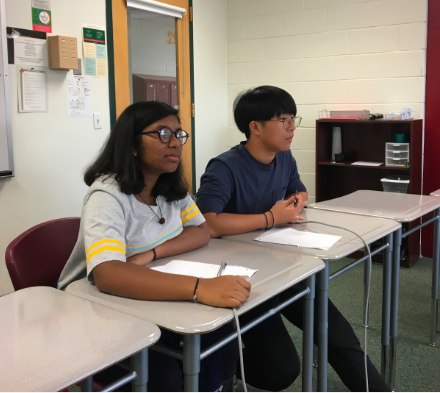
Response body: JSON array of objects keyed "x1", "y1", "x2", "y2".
[
  {"x1": 106, "y1": 0, "x2": 117, "y2": 128},
  {"x1": 189, "y1": 0, "x2": 196, "y2": 192}
]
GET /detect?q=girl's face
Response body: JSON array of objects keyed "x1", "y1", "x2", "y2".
[{"x1": 137, "y1": 115, "x2": 183, "y2": 175}]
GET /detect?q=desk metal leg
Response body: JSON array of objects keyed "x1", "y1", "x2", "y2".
[
  {"x1": 430, "y1": 208, "x2": 440, "y2": 347},
  {"x1": 364, "y1": 247, "x2": 370, "y2": 328},
  {"x1": 303, "y1": 275, "x2": 315, "y2": 392},
  {"x1": 389, "y1": 228, "x2": 400, "y2": 391},
  {"x1": 131, "y1": 348, "x2": 149, "y2": 392},
  {"x1": 81, "y1": 376, "x2": 93, "y2": 392},
  {"x1": 183, "y1": 335, "x2": 201, "y2": 392},
  {"x1": 317, "y1": 261, "x2": 329, "y2": 392},
  {"x1": 381, "y1": 233, "x2": 392, "y2": 385}
]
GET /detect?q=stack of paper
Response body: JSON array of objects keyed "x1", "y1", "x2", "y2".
[
  {"x1": 254, "y1": 228, "x2": 341, "y2": 250},
  {"x1": 151, "y1": 260, "x2": 258, "y2": 279}
]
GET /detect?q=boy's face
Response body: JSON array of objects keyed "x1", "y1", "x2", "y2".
[{"x1": 258, "y1": 113, "x2": 297, "y2": 152}]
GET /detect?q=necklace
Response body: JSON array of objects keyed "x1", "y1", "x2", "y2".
[{"x1": 138, "y1": 194, "x2": 165, "y2": 224}]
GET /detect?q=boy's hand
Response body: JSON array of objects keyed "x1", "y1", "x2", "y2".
[
  {"x1": 269, "y1": 194, "x2": 307, "y2": 225},
  {"x1": 197, "y1": 276, "x2": 251, "y2": 308}
]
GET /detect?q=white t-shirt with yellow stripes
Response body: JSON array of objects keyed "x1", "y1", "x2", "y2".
[{"x1": 57, "y1": 175, "x2": 205, "y2": 290}]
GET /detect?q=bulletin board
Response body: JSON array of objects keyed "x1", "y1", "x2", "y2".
[{"x1": 0, "y1": 0, "x2": 13, "y2": 177}]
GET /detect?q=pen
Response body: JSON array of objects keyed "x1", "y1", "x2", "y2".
[
  {"x1": 217, "y1": 261, "x2": 227, "y2": 277},
  {"x1": 294, "y1": 190, "x2": 298, "y2": 207}
]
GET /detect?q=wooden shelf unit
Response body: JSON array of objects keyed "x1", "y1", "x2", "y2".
[{"x1": 315, "y1": 119, "x2": 423, "y2": 267}]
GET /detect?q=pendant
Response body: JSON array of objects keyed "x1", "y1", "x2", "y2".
[{"x1": 159, "y1": 217, "x2": 166, "y2": 225}]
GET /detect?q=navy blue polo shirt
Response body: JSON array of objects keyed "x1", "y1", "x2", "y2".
[{"x1": 196, "y1": 142, "x2": 306, "y2": 215}]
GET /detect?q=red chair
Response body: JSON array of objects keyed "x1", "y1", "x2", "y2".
[{"x1": 5, "y1": 217, "x2": 80, "y2": 291}]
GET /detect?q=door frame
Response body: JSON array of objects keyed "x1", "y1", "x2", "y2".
[{"x1": 106, "y1": 0, "x2": 195, "y2": 191}]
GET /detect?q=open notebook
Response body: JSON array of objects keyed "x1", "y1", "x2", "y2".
[
  {"x1": 255, "y1": 228, "x2": 341, "y2": 250},
  {"x1": 151, "y1": 260, "x2": 258, "y2": 279}
]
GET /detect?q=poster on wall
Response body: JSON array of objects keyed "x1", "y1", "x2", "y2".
[
  {"x1": 67, "y1": 75, "x2": 92, "y2": 117},
  {"x1": 31, "y1": 0, "x2": 52, "y2": 33},
  {"x1": 6, "y1": 27, "x2": 47, "y2": 66},
  {"x1": 82, "y1": 24, "x2": 107, "y2": 77},
  {"x1": 17, "y1": 66, "x2": 47, "y2": 113}
]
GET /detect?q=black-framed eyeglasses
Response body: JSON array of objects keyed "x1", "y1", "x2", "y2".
[
  {"x1": 267, "y1": 116, "x2": 302, "y2": 129},
  {"x1": 138, "y1": 127, "x2": 190, "y2": 145}
]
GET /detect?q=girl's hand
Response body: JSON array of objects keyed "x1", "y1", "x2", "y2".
[
  {"x1": 196, "y1": 276, "x2": 251, "y2": 308},
  {"x1": 127, "y1": 250, "x2": 155, "y2": 266}
]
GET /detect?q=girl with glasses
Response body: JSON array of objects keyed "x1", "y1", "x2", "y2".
[{"x1": 58, "y1": 101, "x2": 250, "y2": 391}]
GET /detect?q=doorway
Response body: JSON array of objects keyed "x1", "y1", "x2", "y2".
[{"x1": 107, "y1": 0, "x2": 194, "y2": 189}]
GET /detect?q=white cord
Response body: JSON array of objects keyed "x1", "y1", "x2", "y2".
[
  {"x1": 294, "y1": 220, "x2": 372, "y2": 392},
  {"x1": 233, "y1": 308, "x2": 247, "y2": 392}
]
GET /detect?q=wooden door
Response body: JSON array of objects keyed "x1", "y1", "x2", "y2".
[{"x1": 109, "y1": 0, "x2": 193, "y2": 190}]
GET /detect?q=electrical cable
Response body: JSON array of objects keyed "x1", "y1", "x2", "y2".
[
  {"x1": 233, "y1": 308, "x2": 247, "y2": 392},
  {"x1": 294, "y1": 220, "x2": 372, "y2": 392}
]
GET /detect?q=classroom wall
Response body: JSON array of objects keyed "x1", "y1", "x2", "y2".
[
  {"x1": 0, "y1": 0, "x2": 111, "y2": 295},
  {"x1": 193, "y1": 0, "x2": 228, "y2": 189},
  {"x1": 226, "y1": 0, "x2": 428, "y2": 204},
  {"x1": 129, "y1": 14, "x2": 177, "y2": 78}
]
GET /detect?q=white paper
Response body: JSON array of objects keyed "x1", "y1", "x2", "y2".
[
  {"x1": 151, "y1": 260, "x2": 257, "y2": 279},
  {"x1": 18, "y1": 68, "x2": 47, "y2": 112},
  {"x1": 14, "y1": 36, "x2": 48, "y2": 67},
  {"x1": 351, "y1": 161, "x2": 384, "y2": 166},
  {"x1": 255, "y1": 228, "x2": 341, "y2": 251},
  {"x1": 67, "y1": 75, "x2": 92, "y2": 117}
]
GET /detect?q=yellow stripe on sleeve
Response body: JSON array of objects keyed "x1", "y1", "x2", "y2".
[
  {"x1": 86, "y1": 239, "x2": 126, "y2": 257},
  {"x1": 181, "y1": 203, "x2": 197, "y2": 217},
  {"x1": 181, "y1": 208, "x2": 201, "y2": 224},
  {"x1": 86, "y1": 245, "x2": 126, "y2": 265}
]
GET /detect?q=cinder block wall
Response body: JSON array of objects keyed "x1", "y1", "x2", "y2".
[{"x1": 226, "y1": 0, "x2": 427, "y2": 203}]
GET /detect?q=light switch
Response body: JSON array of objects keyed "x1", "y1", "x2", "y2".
[{"x1": 93, "y1": 113, "x2": 102, "y2": 130}]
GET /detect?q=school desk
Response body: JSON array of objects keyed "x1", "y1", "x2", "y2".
[
  {"x1": 66, "y1": 239, "x2": 324, "y2": 392},
  {"x1": 0, "y1": 286, "x2": 160, "y2": 392},
  {"x1": 224, "y1": 208, "x2": 400, "y2": 391}
]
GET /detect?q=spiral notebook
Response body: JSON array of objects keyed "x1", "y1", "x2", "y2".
[
  {"x1": 255, "y1": 228, "x2": 341, "y2": 251},
  {"x1": 151, "y1": 260, "x2": 258, "y2": 279}
]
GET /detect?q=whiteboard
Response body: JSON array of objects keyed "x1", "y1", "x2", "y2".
[{"x1": 0, "y1": 0, "x2": 13, "y2": 177}]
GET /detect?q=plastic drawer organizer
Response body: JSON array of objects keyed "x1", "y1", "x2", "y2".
[
  {"x1": 381, "y1": 175, "x2": 410, "y2": 194},
  {"x1": 385, "y1": 143, "x2": 409, "y2": 167}
]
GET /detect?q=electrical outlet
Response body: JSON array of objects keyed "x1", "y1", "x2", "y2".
[{"x1": 93, "y1": 113, "x2": 102, "y2": 130}]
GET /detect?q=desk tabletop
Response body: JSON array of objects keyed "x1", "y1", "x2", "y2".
[
  {"x1": 308, "y1": 190, "x2": 440, "y2": 222},
  {"x1": 66, "y1": 239, "x2": 324, "y2": 334},
  {"x1": 224, "y1": 208, "x2": 400, "y2": 260},
  {"x1": 430, "y1": 189, "x2": 440, "y2": 197},
  {"x1": 0, "y1": 287, "x2": 160, "y2": 392}
]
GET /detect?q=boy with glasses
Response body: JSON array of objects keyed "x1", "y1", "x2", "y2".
[{"x1": 196, "y1": 86, "x2": 389, "y2": 391}]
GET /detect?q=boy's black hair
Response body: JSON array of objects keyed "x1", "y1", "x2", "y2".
[
  {"x1": 84, "y1": 101, "x2": 188, "y2": 201},
  {"x1": 233, "y1": 85, "x2": 297, "y2": 139}
]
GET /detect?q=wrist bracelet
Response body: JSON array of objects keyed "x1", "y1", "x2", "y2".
[
  {"x1": 151, "y1": 248, "x2": 157, "y2": 261},
  {"x1": 193, "y1": 277, "x2": 201, "y2": 301},
  {"x1": 268, "y1": 210, "x2": 275, "y2": 229},
  {"x1": 263, "y1": 212, "x2": 269, "y2": 229}
]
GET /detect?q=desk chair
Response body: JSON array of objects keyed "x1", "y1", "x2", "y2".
[{"x1": 5, "y1": 217, "x2": 80, "y2": 290}]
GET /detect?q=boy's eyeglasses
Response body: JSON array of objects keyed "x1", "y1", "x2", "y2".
[
  {"x1": 267, "y1": 116, "x2": 302, "y2": 129},
  {"x1": 138, "y1": 127, "x2": 190, "y2": 145}
]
